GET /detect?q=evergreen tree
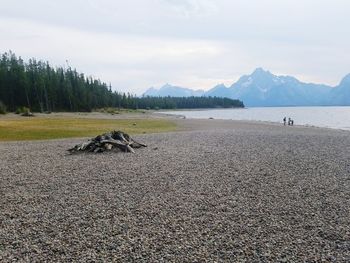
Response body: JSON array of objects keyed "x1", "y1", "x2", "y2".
[{"x1": 0, "y1": 51, "x2": 244, "y2": 112}]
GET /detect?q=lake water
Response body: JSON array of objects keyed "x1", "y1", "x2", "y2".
[{"x1": 162, "y1": 106, "x2": 350, "y2": 131}]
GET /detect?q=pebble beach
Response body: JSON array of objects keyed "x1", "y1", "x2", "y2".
[{"x1": 1, "y1": 119, "x2": 350, "y2": 262}]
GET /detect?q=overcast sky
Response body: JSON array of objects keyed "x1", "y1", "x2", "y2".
[{"x1": 1, "y1": 0, "x2": 349, "y2": 94}]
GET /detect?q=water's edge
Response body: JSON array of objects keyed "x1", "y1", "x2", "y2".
[{"x1": 160, "y1": 107, "x2": 350, "y2": 131}]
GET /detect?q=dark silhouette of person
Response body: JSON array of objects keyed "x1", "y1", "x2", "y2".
[{"x1": 283, "y1": 117, "x2": 286, "y2": 126}]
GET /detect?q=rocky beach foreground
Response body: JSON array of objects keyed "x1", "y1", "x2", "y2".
[{"x1": 1, "y1": 119, "x2": 350, "y2": 262}]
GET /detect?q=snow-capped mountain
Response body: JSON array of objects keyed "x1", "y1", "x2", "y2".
[
  {"x1": 223, "y1": 68, "x2": 332, "y2": 106},
  {"x1": 143, "y1": 68, "x2": 350, "y2": 107}
]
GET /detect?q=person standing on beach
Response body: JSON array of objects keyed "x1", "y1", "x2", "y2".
[{"x1": 283, "y1": 117, "x2": 286, "y2": 126}]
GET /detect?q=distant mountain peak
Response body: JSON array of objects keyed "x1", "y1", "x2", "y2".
[
  {"x1": 251, "y1": 67, "x2": 272, "y2": 76},
  {"x1": 253, "y1": 67, "x2": 266, "y2": 73},
  {"x1": 223, "y1": 68, "x2": 334, "y2": 106},
  {"x1": 143, "y1": 83, "x2": 205, "y2": 97},
  {"x1": 207, "y1": 83, "x2": 228, "y2": 93},
  {"x1": 162, "y1": 83, "x2": 172, "y2": 88},
  {"x1": 234, "y1": 68, "x2": 278, "y2": 91}
]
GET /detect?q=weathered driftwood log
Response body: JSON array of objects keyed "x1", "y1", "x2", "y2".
[{"x1": 68, "y1": 130, "x2": 147, "y2": 154}]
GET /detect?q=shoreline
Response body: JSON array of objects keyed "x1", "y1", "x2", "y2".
[
  {"x1": 0, "y1": 111, "x2": 349, "y2": 145},
  {"x1": 157, "y1": 110, "x2": 350, "y2": 133},
  {"x1": 0, "y1": 111, "x2": 349, "y2": 143},
  {"x1": 2, "y1": 108, "x2": 349, "y2": 134}
]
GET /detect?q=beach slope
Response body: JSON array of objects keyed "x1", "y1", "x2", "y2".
[{"x1": 1, "y1": 119, "x2": 349, "y2": 261}]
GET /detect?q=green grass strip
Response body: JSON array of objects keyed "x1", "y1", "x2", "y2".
[{"x1": 0, "y1": 117, "x2": 177, "y2": 141}]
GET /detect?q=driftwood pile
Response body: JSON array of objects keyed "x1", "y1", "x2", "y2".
[{"x1": 68, "y1": 130, "x2": 147, "y2": 154}]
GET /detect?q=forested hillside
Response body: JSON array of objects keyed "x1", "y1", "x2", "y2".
[
  {"x1": 135, "y1": 96, "x2": 242, "y2": 109},
  {"x1": 0, "y1": 51, "x2": 243, "y2": 112}
]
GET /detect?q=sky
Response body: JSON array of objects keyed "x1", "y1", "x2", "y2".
[{"x1": 1, "y1": 0, "x2": 350, "y2": 94}]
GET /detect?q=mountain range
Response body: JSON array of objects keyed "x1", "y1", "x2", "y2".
[
  {"x1": 143, "y1": 68, "x2": 350, "y2": 107},
  {"x1": 144, "y1": 84, "x2": 205, "y2": 97}
]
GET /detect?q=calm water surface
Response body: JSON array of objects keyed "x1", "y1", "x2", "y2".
[{"x1": 162, "y1": 107, "x2": 350, "y2": 131}]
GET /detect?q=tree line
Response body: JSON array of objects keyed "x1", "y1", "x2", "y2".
[{"x1": 0, "y1": 51, "x2": 244, "y2": 112}]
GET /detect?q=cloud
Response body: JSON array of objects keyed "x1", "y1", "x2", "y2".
[
  {"x1": 162, "y1": 0, "x2": 219, "y2": 18},
  {"x1": 0, "y1": 0, "x2": 350, "y2": 93},
  {"x1": 0, "y1": 17, "x2": 227, "y2": 93}
]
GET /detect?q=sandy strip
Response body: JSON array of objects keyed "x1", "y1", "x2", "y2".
[{"x1": 1, "y1": 119, "x2": 349, "y2": 262}]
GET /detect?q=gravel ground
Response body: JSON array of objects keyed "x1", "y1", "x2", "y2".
[{"x1": 1, "y1": 119, "x2": 350, "y2": 262}]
